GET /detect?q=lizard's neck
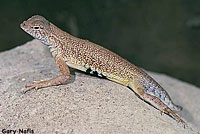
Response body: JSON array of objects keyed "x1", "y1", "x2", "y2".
[
  {"x1": 46, "y1": 23, "x2": 68, "y2": 47},
  {"x1": 45, "y1": 23, "x2": 71, "y2": 58}
]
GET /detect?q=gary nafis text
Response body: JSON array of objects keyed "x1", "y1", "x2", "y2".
[{"x1": 2, "y1": 128, "x2": 34, "y2": 134}]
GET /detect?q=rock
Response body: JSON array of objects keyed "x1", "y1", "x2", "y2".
[{"x1": 0, "y1": 39, "x2": 199, "y2": 134}]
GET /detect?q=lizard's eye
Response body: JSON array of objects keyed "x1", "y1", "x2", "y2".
[{"x1": 33, "y1": 26, "x2": 40, "y2": 30}]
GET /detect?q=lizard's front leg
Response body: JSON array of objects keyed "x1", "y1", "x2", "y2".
[{"x1": 23, "y1": 57, "x2": 70, "y2": 93}]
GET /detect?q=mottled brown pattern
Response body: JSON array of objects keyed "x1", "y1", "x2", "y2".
[
  {"x1": 20, "y1": 15, "x2": 186, "y2": 127},
  {"x1": 49, "y1": 22, "x2": 140, "y2": 81}
]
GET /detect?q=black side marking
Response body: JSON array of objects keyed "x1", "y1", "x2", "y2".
[
  {"x1": 85, "y1": 68, "x2": 106, "y2": 79},
  {"x1": 86, "y1": 68, "x2": 92, "y2": 74}
]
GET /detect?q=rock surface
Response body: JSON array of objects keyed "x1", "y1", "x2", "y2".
[{"x1": 0, "y1": 39, "x2": 199, "y2": 134}]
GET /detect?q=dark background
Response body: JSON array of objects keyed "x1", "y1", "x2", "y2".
[{"x1": 0, "y1": 0, "x2": 200, "y2": 87}]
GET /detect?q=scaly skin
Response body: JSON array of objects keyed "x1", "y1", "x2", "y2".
[{"x1": 20, "y1": 15, "x2": 185, "y2": 127}]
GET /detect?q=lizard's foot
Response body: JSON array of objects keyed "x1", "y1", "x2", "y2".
[
  {"x1": 162, "y1": 107, "x2": 186, "y2": 128},
  {"x1": 23, "y1": 80, "x2": 50, "y2": 93},
  {"x1": 23, "y1": 75, "x2": 70, "y2": 93},
  {"x1": 141, "y1": 92, "x2": 186, "y2": 128}
]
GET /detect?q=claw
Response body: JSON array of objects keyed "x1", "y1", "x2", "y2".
[
  {"x1": 23, "y1": 81, "x2": 41, "y2": 93},
  {"x1": 163, "y1": 107, "x2": 186, "y2": 128},
  {"x1": 23, "y1": 86, "x2": 35, "y2": 93}
]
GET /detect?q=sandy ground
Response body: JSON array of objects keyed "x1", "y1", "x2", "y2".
[{"x1": 0, "y1": 40, "x2": 199, "y2": 134}]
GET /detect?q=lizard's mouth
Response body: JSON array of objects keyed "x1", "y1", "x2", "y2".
[
  {"x1": 20, "y1": 21, "x2": 49, "y2": 46},
  {"x1": 20, "y1": 21, "x2": 27, "y2": 30},
  {"x1": 20, "y1": 21, "x2": 33, "y2": 36},
  {"x1": 20, "y1": 21, "x2": 37, "y2": 39}
]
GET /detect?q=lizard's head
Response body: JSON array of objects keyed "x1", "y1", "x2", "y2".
[{"x1": 20, "y1": 15, "x2": 51, "y2": 45}]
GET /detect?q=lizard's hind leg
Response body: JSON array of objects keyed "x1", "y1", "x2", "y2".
[
  {"x1": 128, "y1": 82, "x2": 186, "y2": 127},
  {"x1": 143, "y1": 93, "x2": 185, "y2": 124}
]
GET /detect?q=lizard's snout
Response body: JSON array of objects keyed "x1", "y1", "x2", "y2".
[{"x1": 20, "y1": 21, "x2": 28, "y2": 29}]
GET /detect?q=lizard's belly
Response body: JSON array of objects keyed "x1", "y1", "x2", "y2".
[
  {"x1": 65, "y1": 60, "x2": 129, "y2": 86},
  {"x1": 66, "y1": 61, "x2": 87, "y2": 72},
  {"x1": 65, "y1": 60, "x2": 105, "y2": 78}
]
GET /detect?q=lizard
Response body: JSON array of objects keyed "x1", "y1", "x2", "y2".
[{"x1": 20, "y1": 15, "x2": 186, "y2": 127}]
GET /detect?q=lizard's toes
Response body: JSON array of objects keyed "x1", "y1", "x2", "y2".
[
  {"x1": 22, "y1": 86, "x2": 36, "y2": 94},
  {"x1": 23, "y1": 81, "x2": 42, "y2": 93}
]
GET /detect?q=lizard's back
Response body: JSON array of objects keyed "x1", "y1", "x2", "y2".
[
  {"x1": 63, "y1": 35, "x2": 138, "y2": 80},
  {"x1": 58, "y1": 31, "x2": 182, "y2": 112}
]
